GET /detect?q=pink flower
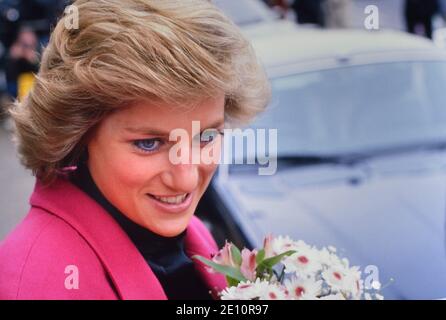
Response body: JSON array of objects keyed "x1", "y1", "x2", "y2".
[
  {"x1": 263, "y1": 234, "x2": 274, "y2": 258},
  {"x1": 240, "y1": 248, "x2": 258, "y2": 281},
  {"x1": 212, "y1": 241, "x2": 237, "y2": 267}
]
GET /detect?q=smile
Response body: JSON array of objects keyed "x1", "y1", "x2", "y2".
[
  {"x1": 148, "y1": 193, "x2": 189, "y2": 204},
  {"x1": 146, "y1": 192, "x2": 194, "y2": 214}
]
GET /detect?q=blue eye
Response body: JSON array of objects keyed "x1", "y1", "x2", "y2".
[
  {"x1": 133, "y1": 139, "x2": 162, "y2": 153},
  {"x1": 197, "y1": 129, "x2": 224, "y2": 147}
]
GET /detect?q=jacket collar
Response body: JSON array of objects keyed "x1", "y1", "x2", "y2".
[{"x1": 29, "y1": 176, "x2": 227, "y2": 299}]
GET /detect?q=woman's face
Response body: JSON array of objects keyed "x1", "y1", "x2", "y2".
[{"x1": 87, "y1": 95, "x2": 225, "y2": 237}]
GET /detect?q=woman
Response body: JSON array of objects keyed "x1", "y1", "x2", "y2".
[{"x1": 0, "y1": 0, "x2": 269, "y2": 299}]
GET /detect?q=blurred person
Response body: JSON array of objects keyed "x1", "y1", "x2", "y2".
[
  {"x1": 0, "y1": 0, "x2": 21, "y2": 48},
  {"x1": 269, "y1": 0, "x2": 289, "y2": 19},
  {"x1": 1, "y1": 0, "x2": 68, "y2": 50},
  {"x1": 323, "y1": 0, "x2": 352, "y2": 29},
  {"x1": 30, "y1": 0, "x2": 72, "y2": 44},
  {"x1": 405, "y1": 0, "x2": 439, "y2": 38},
  {"x1": 5, "y1": 27, "x2": 39, "y2": 99},
  {"x1": 0, "y1": 0, "x2": 270, "y2": 300},
  {"x1": 291, "y1": 0, "x2": 326, "y2": 27}
]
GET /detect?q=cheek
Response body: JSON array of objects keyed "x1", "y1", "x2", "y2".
[
  {"x1": 109, "y1": 153, "x2": 164, "y2": 191},
  {"x1": 199, "y1": 162, "x2": 219, "y2": 185},
  {"x1": 89, "y1": 141, "x2": 162, "y2": 194}
]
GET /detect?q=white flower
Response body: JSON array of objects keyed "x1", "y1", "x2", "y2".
[
  {"x1": 213, "y1": 235, "x2": 384, "y2": 300},
  {"x1": 321, "y1": 266, "x2": 349, "y2": 292},
  {"x1": 220, "y1": 279, "x2": 271, "y2": 300},
  {"x1": 283, "y1": 276, "x2": 322, "y2": 300},
  {"x1": 328, "y1": 246, "x2": 337, "y2": 253},
  {"x1": 371, "y1": 281, "x2": 381, "y2": 290},
  {"x1": 258, "y1": 284, "x2": 288, "y2": 300},
  {"x1": 282, "y1": 245, "x2": 322, "y2": 277},
  {"x1": 318, "y1": 293, "x2": 346, "y2": 300},
  {"x1": 271, "y1": 235, "x2": 297, "y2": 255},
  {"x1": 363, "y1": 292, "x2": 384, "y2": 300},
  {"x1": 342, "y1": 258, "x2": 350, "y2": 268},
  {"x1": 321, "y1": 265, "x2": 363, "y2": 299},
  {"x1": 343, "y1": 266, "x2": 363, "y2": 299},
  {"x1": 318, "y1": 247, "x2": 344, "y2": 269}
]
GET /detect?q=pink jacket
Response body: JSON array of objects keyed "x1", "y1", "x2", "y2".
[{"x1": 0, "y1": 177, "x2": 227, "y2": 300}]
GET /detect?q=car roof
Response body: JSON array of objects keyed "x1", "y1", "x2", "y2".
[
  {"x1": 214, "y1": 0, "x2": 276, "y2": 26},
  {"x1": 250, "y1": 29, "x2": 446, "y2": 74},
  {"x1": 241, "y1": 20, "x2": 298, "y2": 39}
]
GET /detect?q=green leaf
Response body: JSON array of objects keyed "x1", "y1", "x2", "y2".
[
  {"x1": 226, "y1": 276, "x2": 240, "y2": 287},
  {"x1": 256, "y1": 249, "x2": 265, "y2": 264},
  {"x1": 230, "y1": 245, "x2": 242, "y2": 266},
  {"x1": 258, "y1": 250, "x2": 296, "y2": 269},
  {"x1": 192, "y1": 255, "x2": 247, "y2": 282}
]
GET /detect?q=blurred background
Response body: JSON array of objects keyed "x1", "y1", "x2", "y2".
[{"x1": 2, "y1": 0, "x2": 446, "y2": 299}]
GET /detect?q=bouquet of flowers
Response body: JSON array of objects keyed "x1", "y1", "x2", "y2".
[{"x1": 193, "y1": 235, "x2": 384, "y2": 300}]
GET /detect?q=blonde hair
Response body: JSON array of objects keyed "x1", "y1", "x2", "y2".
[{"x1": 9, "y1": 0, "x2": 270, "y2": 184}]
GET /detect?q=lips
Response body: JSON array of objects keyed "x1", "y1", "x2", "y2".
[
  {"x1": 146, "y1": 191, "x2": 194, "y2": 214},
  {"x1": 148, "y1": 193, "x2": 189, "y2": 204}
]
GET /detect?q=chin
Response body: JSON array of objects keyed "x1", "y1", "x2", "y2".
[
  {"x1": 140, "y1": 215, "x2": 191, "y2": 237},
  {"x1": 151, "y1": 224, "x2": 188, "y2": 238},
  {"x1": 134, "y1": 201, "x2": 197, "y2": 237}
]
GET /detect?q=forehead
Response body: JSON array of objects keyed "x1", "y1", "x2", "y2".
[{"x1": 106, "y1": 95, "x2": 225, "y2": 132}]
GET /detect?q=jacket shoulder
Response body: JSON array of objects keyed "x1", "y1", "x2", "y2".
[
  {"x1": 0, "y1": 207, "x2": 118, "y2": 300},
  {"x1": 190, "y1": 215, "x2": 219, "y2": 250}
]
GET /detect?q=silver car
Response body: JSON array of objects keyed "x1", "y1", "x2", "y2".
[{"x1": 200, "y1": 29, "x2": 446, "y2": 299}]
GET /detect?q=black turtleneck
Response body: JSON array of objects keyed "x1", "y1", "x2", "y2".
[{"x1": 70, "y1": 161, "x2": 212, "y2": 300}]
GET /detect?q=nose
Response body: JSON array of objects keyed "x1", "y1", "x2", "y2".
[{"x1": 161, "y1": 163, "x2": 200, "y2": 194}]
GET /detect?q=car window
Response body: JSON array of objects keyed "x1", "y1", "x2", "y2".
[{"x1": 251, "y1": 61, "x2": 446, "y2": 156}]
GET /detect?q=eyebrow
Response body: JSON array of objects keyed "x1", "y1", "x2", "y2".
[{"x1": 124, "y1": 119, "x2": 225, "y2": 136}]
